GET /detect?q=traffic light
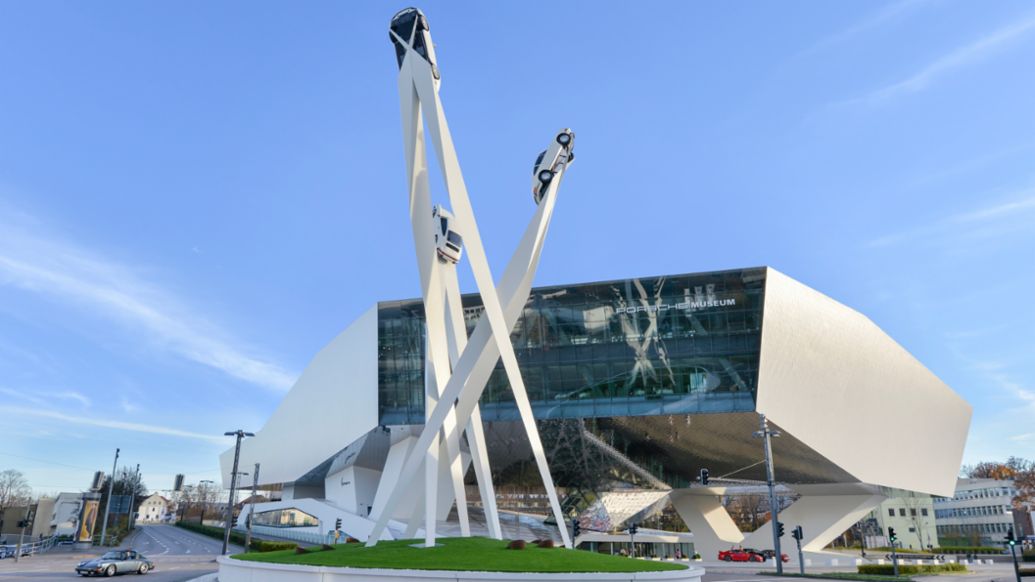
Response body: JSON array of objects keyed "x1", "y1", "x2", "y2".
[
  {"x1": 888, "y1": 527, "x2": 897, "y2": 544},
  {"x1": 572, "y1": 518, "x2": 581, "y2": 538},
  {"x1": 776, "y1": 521, "x2": 785, "y2": 538},
  {"x1": 629, "y1": 523, "x2": 638, "y2": 536},
  {"x1": 792, "y1": 525, "x2": 803, "y2": 541},
  {"x1": 232, "y1": 514, "x2": 238, "y2": 527},
  {"x1": 699, "y1": 468, "x2": 710, "y2": 486},
  {"x1": 335, "y1": 518, "x2": 342, "y2": 531},
  {"x1": 1006, "y1": 527, "x2": 1016, "y2": 546}
]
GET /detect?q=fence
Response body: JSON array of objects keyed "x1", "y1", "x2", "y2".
[{"x1": 0, "y1": 535, "x2": 58, "y2": 559}]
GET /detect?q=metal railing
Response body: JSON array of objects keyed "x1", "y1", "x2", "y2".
[{"x1": 0, "y1": 535, "x2": 59, "y2": 559}]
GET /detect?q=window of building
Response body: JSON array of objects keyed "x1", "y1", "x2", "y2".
[
  {"x1": 899, "y1": 508, "x2": 906, "y2": 516},
  {"x1": 910, "y1": 508, "x2": 917, "y2": 517},
  {"x1": 889, "y1": 508, "x2": 895, "y2": 517},
  {"x1": 921, "y1": 508, "x2": 928, "y2": 516}
]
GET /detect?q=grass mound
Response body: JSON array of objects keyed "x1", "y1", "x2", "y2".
[{"x1": 232, "y1": 536, "x2": 687, "y2": 573}]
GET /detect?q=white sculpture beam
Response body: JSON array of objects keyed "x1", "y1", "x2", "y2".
[{"x1": 371, "y1": 8, "x2": 573, "y2": 548}]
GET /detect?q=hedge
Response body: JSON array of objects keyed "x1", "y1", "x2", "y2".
[
  {"x1": 175, "y1": 521, "x2": 297, "y2": 553},
  {"x1": 1023, "y1": 550, "x2": 1035, "y2": 563},
  {"x1": 935, "y1": 546, "x2": 1007, "y2": 554},
  {"x1": 858, "y1": 563, "x2": 966, "y2": 575}
]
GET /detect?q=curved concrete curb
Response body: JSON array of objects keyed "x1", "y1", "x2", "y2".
[{"x1": 217, "y1": 556, "x2": 705, "y2": 582}]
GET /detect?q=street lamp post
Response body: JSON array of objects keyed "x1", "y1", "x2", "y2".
[
  {"x1": 754, "y1": 414, "x2": 783, "y2": 575},
  {"x1": 222, "y1": 430, "x2": 254, "y2": 555},
  {"x1": 199, "y1": 480, "x2": 214, "y2": 525},
  {"x1": 99, "y1": 448, "x2": 119, "y2": 547}
]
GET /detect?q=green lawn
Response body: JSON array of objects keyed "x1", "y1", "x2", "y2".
[{"x1": 232, "y1": 536, "x2": 687, "y2": 573}]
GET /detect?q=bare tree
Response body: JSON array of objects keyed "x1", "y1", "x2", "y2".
[{"x1": 0, "y1": 469, "x2": 32, "y2": 511}]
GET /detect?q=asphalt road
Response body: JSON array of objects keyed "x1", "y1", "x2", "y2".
[{"x1": 0, "y1": 524, "x2": 240, "y2": 581}]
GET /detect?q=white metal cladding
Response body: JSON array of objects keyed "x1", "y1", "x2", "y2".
[
  {"x1": 219, "y1": 305, "x2": 379, "y2": 487},
  {"x1": 755, "y1": 267, "x2": 971, "y2": 497}
]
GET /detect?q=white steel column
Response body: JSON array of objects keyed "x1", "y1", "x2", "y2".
[{"x1": 373, "y1": 10, "x2": 573, "y2": 548}]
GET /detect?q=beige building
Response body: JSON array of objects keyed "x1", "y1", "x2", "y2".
[
  {"x1": 862, "y1": 489, "x2": 938, "y2": 551},
  {"x1": 137, "y1": 494, "x2": 171, "y2": 524}
]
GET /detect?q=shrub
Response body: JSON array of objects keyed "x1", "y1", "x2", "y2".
[
  {"x1": 175, "y1": 521, "x2": 297, "y2": 553},
  {"x1": 1023, "y1": 549, "x2": 1035, "y2": 563},
  {"x1": 536, "y1": 539, "x2": 555, "y2": 548},
  {"x1": 506, "y1": 540, "x2": 526, "y2": 550},
  {"x1": 1019, "y1": 567, "x2": 1035, "y2": 576},
  {"x1": 858, "y1": 563, "x2": 966, "y2": 575},
  {"x1": 934, "y1": 546, "x2": 1005, "y2": 554},
  {"x1": 692, "y1": 553, "x2": 701, "y2": 560},
  {"x1": 346, "y1": 536, "x2": 359, "y2": 543},
  {"x1": 321, "y1": 544, "x2": 334, "y2": 551},
  {"x1": 294, "y1": 546, "x2": 308, "y2": 554},
  {"x1": 251, "y1": 540, "x2": 297, "y2": 552}
]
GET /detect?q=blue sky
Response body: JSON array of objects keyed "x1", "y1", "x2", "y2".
[{"x1": 2, "y1": 0, "x2": 1033, "y2": 496}]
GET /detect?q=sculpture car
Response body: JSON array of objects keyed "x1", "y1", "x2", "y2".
[
  {"x1": 432, "y1": 205, "x2": 464, "y2": 264},
  {"x1": 531, "y1": 129, "x2": 575, "y2": 204}
]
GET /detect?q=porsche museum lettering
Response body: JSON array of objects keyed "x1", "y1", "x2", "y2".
[{"x1": 614, "y1": 298, "x2": 736, "y2": 315}]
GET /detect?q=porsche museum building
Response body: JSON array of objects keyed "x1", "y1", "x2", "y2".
[{"x1": 221, "y1": 266, "x2": 971, "y2": 557}]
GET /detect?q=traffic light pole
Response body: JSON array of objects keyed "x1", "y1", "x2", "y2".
[
  {"x1": 13, "y1": 499, "x2": 29, "y2": 563},
  {"x1": 891, "y1": 541, "x2": 898, "y2": 577},
  {"x1": 1005, "y1": 528, "x2": 1022, "y2": 582},
  {"x1": 795, "y1": 533, "x2": 804, "y2": 575},
  {"x1": 760, "y1": 414, "x2": 783, "y2": 575}
]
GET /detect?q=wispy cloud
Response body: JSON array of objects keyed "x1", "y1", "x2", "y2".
[
  {"x1": 0, "y1": 404, "x2": 225, "y2": 444},
  {"x1": 840, "y1": 12, "x2": 1035, "y2": 107},
  {"x1": 0, "y1": 386, "x2": 89, "y2": 408},
  {"x1": 799, "y1": 0, "x2": 934, "y2": 57},
  {"x1": 865, "y1": 189, "x2": 1035, "y2": 248},
  {"x1": 0, "y1": 207, "x2": 296, "y2": 392}
]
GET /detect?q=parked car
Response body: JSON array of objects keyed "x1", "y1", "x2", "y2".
[
  {"x1": 75, "y1": 549, "x2": 154, "y2": 576},
  {"x1": 750, "y1": 548, "x2": 790, "y2": 562},
  {"x1": 718, "y1": 547, "x2": 763, "y2": 562}
]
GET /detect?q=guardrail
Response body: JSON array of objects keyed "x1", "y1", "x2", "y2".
[
  {"x1": 245, "y1": 524, "x2": 328, "y2": 546},
  {"x1": 0, "y1": 535, "x2": 59, "y2": 559}
]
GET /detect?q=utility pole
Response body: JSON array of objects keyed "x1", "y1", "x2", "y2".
[
  {"x1": 755, "y1": 414, "x2": 783, "y2": 575},
  {"x1": 244, "y1": 463, "x2": 260, "y2": 553},
  {"x1": 222, "y1": 430, "x2": 253, "y2": 555},
  {"x1": 100, "y1": 448, "x2": 119, "y2": 547},
  {"x1": 130, "y1": 463, "x2": 140, "y2": 530}
]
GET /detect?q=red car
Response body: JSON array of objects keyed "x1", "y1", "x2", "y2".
[{"x1": 718, "y1": 547, "x2": 764, "y2": 562}]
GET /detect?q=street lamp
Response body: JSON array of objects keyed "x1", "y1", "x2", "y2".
[
  {"x1": 753, "y1": 414, "x2": 783, "y2": 575},
  {"x1": 222, "y1": 430, "x2": 254, "y2": 555},
  {"x1": 199, "y1": 480, "x2": 214, "y2": 525},
  {"x1": 99, "y1": 448, "x2": 120, "y2": 547}
]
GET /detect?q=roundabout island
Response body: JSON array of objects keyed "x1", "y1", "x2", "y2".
[{"x1": 218, "y1": 537, "x2": 703, "y2": 582}]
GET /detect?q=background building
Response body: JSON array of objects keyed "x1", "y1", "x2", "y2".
[
  {"x1": 136, "y1": 494, "x2": 171, "y2": 524},
  {"x1": 860, "y1": 489, "x2": 938, "y2": 550},
  {"x1": 222, "y1": 267, "x2": 971, "y2": 558},
  {"x1": 935, "y1": 478, "x2": 1021, "y2": 546}
]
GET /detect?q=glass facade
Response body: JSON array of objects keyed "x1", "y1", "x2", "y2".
[{"x1": 378, "y1": 268, "x2": 766, "y2": 425}]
